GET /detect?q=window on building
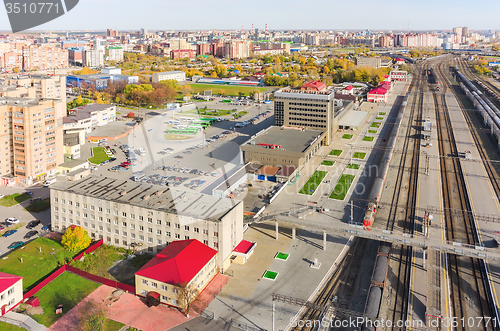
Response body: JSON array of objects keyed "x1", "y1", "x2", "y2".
[
  {"x1": 90, "y1": 206, "x2": 95, "y2": 211},
  {"x1": 139, "y1": 216, "x2": 143, "y2": 221},
  {"x1": 122, "y1": 222, "x2": 127, "y2": 227},
  {"x1": 214, "y1": 242, "x2": 219, "y2": 249},
  {"x1": 122, "y1": 212, "x2": 126, "y2": 217},
  {"x1": 131, "y1": 233, "x2": 136, "y2": 239},
  {"x1": 157, "y1": 239, "x2": 162, "y2": 245},
  {"x1": 172, "y1": 288, "x2": 178, "y2": 295},
  {"x1": 161, "y1": 296, "x2": 168, "y2": 302},
  {"x1": 114, "y1": 229, "x2": 119, "y2": 235},
  {"x1": 130, "y1": 224, "x2": 135, "y2": 229},
  {"x1": 214, "y1": 232, "x2": 219, "y2": 237},
  {"x1": 194, "y1": 227, "x2": 199, "y2": 233},
  {"x1": 139, "y1": 235, "x2": 144, "y2": 241},
  {"x1": 175, "y1": 224, "x2": 180, "y2": 229},
  {"x1": 139, "y1": 226, "x2": 144, "y2": 231},
  {"x1": 156, "y1": 230, "x2": 161, "y2": 235},
  {"x1": 122, "y1": 231, "x2": 127, "y2": 237},
  {"x1": 130, "y1": 214, "x2": 135, "y2": 219},
  {"x1": 151, "y1": 282, "x2": 157, "y2": 289},
  {"x1": 184, "y1": 226, "x2": 189, "y2": 231},
  {"x1": 175, "y1": 233, "x2": 180, "y2": 239},
  {"x1": 165, "y1": 221, "x2": 170, "y2": 227},
  {"x1": 165, "y1": 232, "x2": 171, "y2": 237},
  {"x1": 148, "y1": 237, "x2": 153, "y2": 243},
  {"x1": 156, "y1": 220, "x2": 161, "y2": 225},
  {"x1": 161, "y1": 284, "x2": 168, "y2": 291},
  {"x1": 147, "y1": 228, "x2": 152, "y2": 233},
  {"x1": 147, "y1": 218, "x2": 152, "y2": 223}
]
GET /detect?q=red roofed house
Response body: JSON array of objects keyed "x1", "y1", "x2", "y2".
[
  {"x1": 0, "y1": 272, "x2": 23, "y2": 316},
  {"x1": 230, "y1": 240, "x2": 257, "y2": 265},
  {"x1": 135, "y1": 239, "x2": 218, "y2": 309},
  {"x1": 367, "y1": 87, "x2": 388, "y2": 103},
  {"x1": 394, "y1": 58, "x2": 405, "y2": 65},
  {"x1": 389, "y1": 70, "x2": 408, "y2": 81},
  {"x1": 301, "y1": 80, "x2": 327, "y2": 92}
]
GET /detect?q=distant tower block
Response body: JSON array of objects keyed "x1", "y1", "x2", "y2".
[
  {"x1": 252, "y1": 23, "x2": 254, "y2": 34},
  {"x1": 265, "y1": 23, "x2": 268, "y2": 34}
]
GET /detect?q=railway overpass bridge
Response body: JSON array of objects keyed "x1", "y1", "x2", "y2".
[{"x1": 249, "y1": 212, "x2": 500, "y2": 263}]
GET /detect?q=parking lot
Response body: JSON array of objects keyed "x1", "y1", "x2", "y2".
[
  {"x1": 84, "y1": 100, "x2": 274, "y2": 194},
  {"x1": 0, "y1": 186, "x2": 52, "y2": 256}
]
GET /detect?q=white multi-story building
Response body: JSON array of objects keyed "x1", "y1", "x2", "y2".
[
  {"x1": 50, "y1": 176, "x2": 244, "y2": 271},
  {"x1": 82, "y1": 49, "x2": 104, "y2": 68},
  {"x1": 151, "y1": 71, "x2": 186, "y2": 83},
  {"x1": 63, "y1": 104, "x2": 116, "y2": 134}
]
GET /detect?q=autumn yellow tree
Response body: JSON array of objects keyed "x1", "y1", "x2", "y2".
[{"x1": 61, "y1": 226, "x2": 91, "y2": 252}]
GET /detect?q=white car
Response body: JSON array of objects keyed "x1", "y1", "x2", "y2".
[{"x1": 5, "y1": 217, "x2": 19, "y2": 224}]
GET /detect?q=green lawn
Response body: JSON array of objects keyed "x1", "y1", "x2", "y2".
[
  {"x1": 298, "y1": 170, "x2": 328, "y2": 195},
  {"x1": 70, "y1": 244, "x2": 139, "y2": 285},
  {"x1": 321, "y1": 160, "x2": 335, "y2": 166},
  {"x1": 342, "y1": 134, "x2": 353, "y2": 139},
  {"x1": 0, "y1": 193, "x2": 31, "y2": 207},
  {"x1": 347, "y1": 163, "x2": 360, "y2": 170},
  {"x1": 0, "y1": 238, "x2": 73, "y2": 290},
  {"x1": 378, "y1": 112, "x2": 386, "y2": 115},
  {"x1": 368, "y1": 130, "x2": 377, "y2": 134},
  {"x1": 263, "y1": 270, "x2": 279, "y2": 280},
  {"x1": 330, "y1": 149, "x2": 343, "y2": 156},
  {"x1": 375, "y1": 117, "x2": 384, "y2": 120},
  {"x1": 275, "y1": 252, "x2": 289, "y2": 261},
  {"x1": 186, "y1": 84, "x2": 267, "y2": 96},
  {"x1": 353, "y1": 152, "x2": 367, "y2": 159},
  {"x1": 88, "y1": 147, "x2": 112, "y2": 165},
  {"x1": 329, "y1": 174, "x2": 356, "y2": 200},
  {"x1": 0, "y1": 322, "x2": 26, "y2": 331},
  {"x1": 25, "y1": 198, "x2": 51, "y2": 213},
  {"x1": 363, "y1": 136, "x2": 374, "y2": 142},
  {"x1": 32, "y1": 272, "x2": 100, "y2": 327},
  {"x1": 104, "y1": 319, "x2": 125, "y2": 331},
  {"x1": 371, "y1": 122, "x2": 381, "y2": 128}
]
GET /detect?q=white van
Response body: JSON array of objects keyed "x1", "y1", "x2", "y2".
[
  {"x1": 138, "y1": 148, "x2": 146, "y2": 156},
  {"x1": 44, "y1": 178, "x2": 57, "y2": 187}
]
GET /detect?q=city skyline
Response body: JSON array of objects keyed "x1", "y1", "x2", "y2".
[{"x1": 0, "y1": 0, "x2": 499, "y2": 32}]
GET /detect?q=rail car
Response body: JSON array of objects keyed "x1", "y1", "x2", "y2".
[
  {"x1": 455, "y1": 70, "x2": 500, "y2": 143},
  {"x1": 362, "y1": 92, "x2": 410, "y2": 228}
]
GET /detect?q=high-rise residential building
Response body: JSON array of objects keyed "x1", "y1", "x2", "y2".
[
  {"x1": 5, "y1": 75, "x2": 66, "y2": 106},
  {"x1": 68, "y1": 47, "x2": 84, "y2": 65},
  {"x1": 0, "y1": 97, "x2": 65, "y2": 186},
  {"x1": 106, "y1": 29, "x2": 119, "y2": 37},
  {"x1": 49, "y1": 176, "x2": 244, "y2": 271},
  {"x1": 82, "y1": 49, "x2": 104, "y2": 67},
  {"x1": 462, "y1": 26, "x2": 469, "y2": 36},
  {"x1": 0, "y1": 44, "x2": 68, "y2": 72},
  {"x1": 196, "y1": 43, "x2": 212, "y2": 56},
  {"x1": 105, "y1": 46, "x2": 124, "y2": 62},
  {"x1": 223, "y1": 41, "x2": 250, "y2": 59}
]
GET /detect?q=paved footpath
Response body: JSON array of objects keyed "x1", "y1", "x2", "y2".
[
  {"x1": 408, "y1": 91, "x2": 449, "y2": 330},
  {"x1": 445, "y1": 93, "x2": 500, "y2": 322}
]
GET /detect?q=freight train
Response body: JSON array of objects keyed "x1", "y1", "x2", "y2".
[{"x1": 363, "y1": 92, "x2": 410, "y2": 228}]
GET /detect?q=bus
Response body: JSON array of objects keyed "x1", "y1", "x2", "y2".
[
  {"x1": 167, "y1": 129, "x2": 181, "y2": 134},
  {"x1": 200, "y1": 118, "x2": 218, "y2": 124}
]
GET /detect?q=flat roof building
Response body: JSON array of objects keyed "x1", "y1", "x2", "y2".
[
  {"x1": 240, "y1": 126, "x2": 326, "y2": 170},
  {"x1": 274, "y1": 89, "x2": 348, "y2": 145},
  {"x1": 151, "y1": 71, "x2": 186, "y2": 83},
  {"x1": 50, "y1": 176, "x2": 243, "y2": 271}
]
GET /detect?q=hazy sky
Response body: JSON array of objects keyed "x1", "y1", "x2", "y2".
[{"x1": 0, "y1": 0, "x2": 499, "y2": 32}]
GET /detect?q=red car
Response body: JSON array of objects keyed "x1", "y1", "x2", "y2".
[
  {"x1": 122, "y1": 161, "x2": 131, "y2": 166},
  {"x1": 0, "y1": 226, "x2": 4, "y2": 231}
]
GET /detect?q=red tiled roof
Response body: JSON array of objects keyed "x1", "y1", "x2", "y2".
[
  {"x1": 395, "y1": 58, "x2": 405, "y2": 61},
  {"x1": 0, "y1": 272, "x2": 22, "y2": 293},
  {"x1": 301, "y1": 80, "x2": 326, "y2": 91},
  {"x1": 368, "y1": 88, "x2": 388, "y2": 95},
  {"x1": 233, "y1": 240, "x2": 255, "y2": 254},
  {"x1": 135, "y1": 240, "x2": 217, "y2": 285},
  {"x1": 345, "y1": 85, "x2": 353, "y2": 90}
]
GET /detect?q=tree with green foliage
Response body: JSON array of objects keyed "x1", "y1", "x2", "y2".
[{"x1": 61, "y1": 226, "x2": 91, "y2": 252}]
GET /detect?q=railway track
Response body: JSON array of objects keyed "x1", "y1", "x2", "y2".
[
  {"x1": 433, "y1": 60, "x2": 494, "y2": 331},
  {"x1": 289, "y1": 237, "x2": 367, "y2": 331},
  {"x1": 380, "y1": 62, "x2": 425, "y2": 330},
  {"x1": 457, "y1": 58, "x2": 500, "y2": 107}
]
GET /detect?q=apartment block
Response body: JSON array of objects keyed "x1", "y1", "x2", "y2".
[
  {"x1": 50, "y1": 176, "x2": 244, "y2": 271},
  {"x1": 82, "y1": 49, "x2": 104, "y2": 67},
  {"x1": 274, "y1": 89, "x2": 339, "y2": 145},
  {"x1": 0, "y1": 44, "x2": 68, "y2": 72},
  {"x1": 354, "y1": 56, "x2": 382, "y2": 69},
  {"x1": 0, "y1": 97, "x2": 64, "y2": 186},
  {"x1": 5, "y1": 74, "x2": 67, "y2": 105}
]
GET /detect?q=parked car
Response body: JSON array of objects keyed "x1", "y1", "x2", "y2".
[
  {"x1": 5, "y1": 217, "x2": 19, "y2": 224},
  {"x1": 41, "y1": 225, "x2": 51, "y2": 231},
  {"x1": 26, "y1": 220, "x2": 41, "y2": 229},
  {"x1": 3, "y1": 230, "x2": 17, "y2": 237},
  {"x1": 8, "y1": 241, "x2": 24, "y2": 249},
  {"x1": 25, "y1": 191, "x2": 33, "y2": 196},
  {"x1": 24, "y1": 231, "x2": 38, "y2": 239}
]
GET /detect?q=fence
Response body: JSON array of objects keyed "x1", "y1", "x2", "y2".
[
  {"x1": 73, "y1": 239, "x2": 104, "y2": 261},
  {"x1": 66, "y1": 265, "x2": 135, "y2": 293},
  {"x1": 23, "y1": 239, "x2": 129, "y2": 300},
  {"x1": 23, "y1": 265, "x2": 66, "y2": 299}
]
